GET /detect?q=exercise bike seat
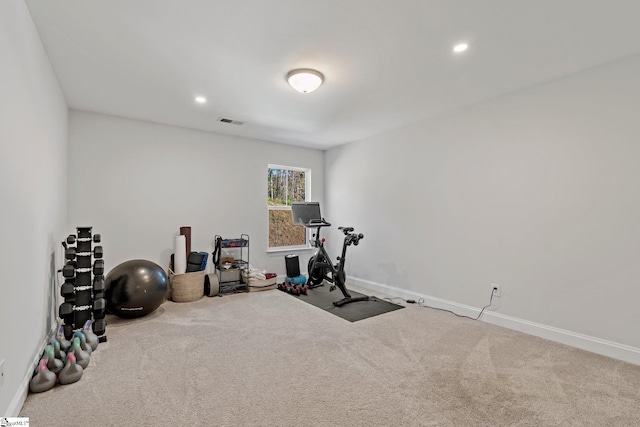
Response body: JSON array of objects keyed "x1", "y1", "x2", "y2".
[{"x1": 338, "y1": 226, "x2": 354, "y2": 234}]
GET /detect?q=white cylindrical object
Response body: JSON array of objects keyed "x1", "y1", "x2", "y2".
[{"x1": 174, "y1": 235, "x2": 187, "y2": 274}]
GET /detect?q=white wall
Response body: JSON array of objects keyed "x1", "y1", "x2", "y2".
[
  {"x1": 68, "y1": 111, "x2": 324, "y2": 278},
  {"x1": 325, "y1": 54, "x2": 640, "y2": 361},
  {"x1": 0, "y1": 0, "x2": 68, "y2": 416}
]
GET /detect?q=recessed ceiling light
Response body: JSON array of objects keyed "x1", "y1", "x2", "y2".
[
  {"x1": 195, "y1": 96, "x2": 207, "y2": 104},
  {"x1": 453, "y1": 43, "x2": 469, "y2": 53}
]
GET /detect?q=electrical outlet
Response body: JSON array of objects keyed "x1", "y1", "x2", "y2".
[
  {"x1": 491, "y1": 284, "x2": 501, "y2": 297},
  {"x1": 0, "y1": 359, "x2": 5, "y2": 388}
]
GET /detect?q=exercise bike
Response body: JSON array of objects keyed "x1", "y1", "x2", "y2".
[{"x1": 304, "y1": 218, "x2": 369, "y2": 307}]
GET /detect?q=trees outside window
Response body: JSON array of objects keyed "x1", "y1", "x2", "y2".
[{"x1": 268, "y1": 165, "x2": 310, "y2": 248}]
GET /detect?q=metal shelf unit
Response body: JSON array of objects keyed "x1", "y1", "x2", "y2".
[{"x1": 213, "y1": 234, "x2": 249, "y2": 294}]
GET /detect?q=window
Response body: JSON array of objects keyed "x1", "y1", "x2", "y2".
[{"x1": 268, "y1": 165, "x2": 310, "y2": 249}]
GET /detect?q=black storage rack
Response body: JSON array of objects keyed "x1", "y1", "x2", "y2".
[{"x1": 213, "y1": 234, "x2": 249, "y2": 294}]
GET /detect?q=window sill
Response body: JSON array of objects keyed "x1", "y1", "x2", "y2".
[{"x1": 266, "y1": 246, "x2": 315, "y2": 254}]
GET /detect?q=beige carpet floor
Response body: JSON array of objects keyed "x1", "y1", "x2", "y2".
[{"x1": 20, "y1": 287, "x2": 640, "y2": 426}]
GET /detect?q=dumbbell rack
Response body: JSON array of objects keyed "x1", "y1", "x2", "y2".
[{"x1": 59, "y1": 226, "x2": 107, "y2": 342}]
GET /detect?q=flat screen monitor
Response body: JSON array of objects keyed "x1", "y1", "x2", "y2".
[{"x1": 291, "y1": 202, "x2": 321, "y2": 225}]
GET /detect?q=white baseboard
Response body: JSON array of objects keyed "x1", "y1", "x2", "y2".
[
  {"x1": 7, "y1": 323, "x2": 59, "y2": 416},
  {"x1": 349, "y1": 276, "x2": 640, "y2": 366}
]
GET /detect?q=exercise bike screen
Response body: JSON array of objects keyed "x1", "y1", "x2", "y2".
[{"x1": 291, "y1": 202, "x2": 321, "y2": 225}]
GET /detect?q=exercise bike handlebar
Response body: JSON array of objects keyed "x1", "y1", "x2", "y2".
[{"x1": 303, "y1": 218, "x2": 331, "y2": 228}]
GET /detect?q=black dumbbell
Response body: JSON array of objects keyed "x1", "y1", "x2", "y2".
[
  {"x1": 94, "y1": 246, "x2": 103, "y2": 259},
  {"x1": 62, "y1": 263, "x2": 75, "y2": 278},
  {"x1": 93, "y1": 275, "x2": 105, "y2": 293},
  {"x1": 93, "y1": 259, "x2": 104, "y2": 275},
  {"x1": 63, "y1": 324, "x2": 74, "y2": 340},
  {"x1": 67, "y1": 235, "x2": 76, "y2": 245},
  {"x1": 61, "y1": 281, "x2": 75, "y2": 297},
  {"x1": 59, "y1": 302, "x2": 75, "y2": 318},
  {"x1": 93, "y1": 298, "x2": 106, "y2": 315},
  {"x1": 93, "y1": 234, "x2": 101, "y2": 243},
  {"x1": 65, "y1": 247, "x2": 76, "y2": 260},
  {"x1": 93, "y1": 318, "x2": 107, "y2": 335}
]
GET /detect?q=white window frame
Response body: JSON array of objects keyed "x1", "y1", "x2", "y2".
[{"x1": 267, "y1": 164, "x2": 312, "y2": 253}]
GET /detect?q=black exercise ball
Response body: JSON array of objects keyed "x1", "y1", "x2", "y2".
[{"x1": 105, "y1": 259, "x2": 168, "y2": 318}]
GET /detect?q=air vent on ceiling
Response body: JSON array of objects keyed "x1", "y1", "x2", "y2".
[{"x1": 217, "y1": 117, "x2": 244, "y2": 126}]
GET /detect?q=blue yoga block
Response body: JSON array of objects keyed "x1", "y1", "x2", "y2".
[{"x1": 285, "y1": 275, "x2": 307, "y2": 285}]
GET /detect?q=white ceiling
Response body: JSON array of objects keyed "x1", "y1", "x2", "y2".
[{"x1": 25, "y1": 0, "x2": 640, "y2": 150}]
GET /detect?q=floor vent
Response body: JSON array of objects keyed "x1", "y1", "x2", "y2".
[{"x1": 217, "y1": 117, "x2": 244, "y2": 126}]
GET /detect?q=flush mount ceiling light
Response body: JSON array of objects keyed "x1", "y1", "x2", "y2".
[
  {"x1": 453, "y1": 42, "x2": 469, "y2": 53},
  {"x1": 287, "y1": 69, "x2": 324, "y2": 93},
  {"x1": 195, "y1": 95, "x2": 207, "y2": 104}
]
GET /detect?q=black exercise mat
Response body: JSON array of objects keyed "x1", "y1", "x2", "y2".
[{"x1": 289, "y1": 284, "x2": 403, "y2": 322}]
